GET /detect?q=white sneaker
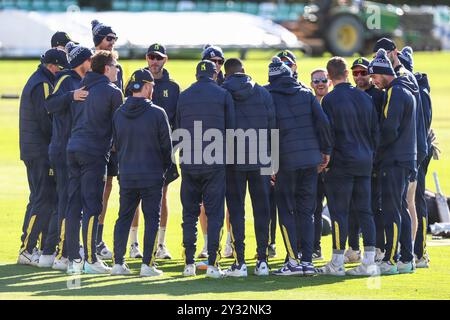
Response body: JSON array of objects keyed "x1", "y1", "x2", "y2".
[
  {"x1": 344, "y1": 247, "x2": 361, "y2": 264},
  {"x1": 346, "y1": 263, "x2": 380, "y2": 276},
  {"x1": 317, "y1": 262, "x2": 346, "y2": 276},
  {"x1": 378, "y1": 261, "x2": 399, "y2": 275},
  {"x1": 83, "y1": 260, "x2": 111, "y2": 274},
  {"x1": 197, "y1": 246, "x2": 208, "y2": 259},
  {"x1": 96, "y1": 242, "x2": 113, "y2": 260},
  {"x1": 17, "y1": 250, "x2": 40, "y2": 266},
  {"x1": 223, "y1": 244, "x2": 233, "y2": 258},
  {"x1": 38, "y1": 254, "x2": 56, "y2": 268},
  {"x1": 155, "y1": 244, "x2": 172, "y2": 260},
  {"x1": 140, "y1": 264, "x2": 163, "y2": 277},
  {"x1": 67, "y1": 259, "x2": 84, "y2": 274},
  {"x1": 415, "y1": 254, "x2": 430, "y2": 269},
  {"x1": 397, "y1": 260, "x2": 415, "y2": 274},
  {"x1": 52, "y1": 257, "x2": 69, "y2": 271},
  {"x1": 375, "y1": 248, "x2": 385, "y2": 263},
  {"x1": 224, "y1": 263, "x2": 247, "y2": 277},
  {"x1": 129, "y1": 242, "x2": 143, "y2": 259},
  {"x1": 254, "y1": 261, "x2": 270, "y2": 276},
  {"x1": 206, "y1": 265, "x2": 225, "y2": 278},
  {"x1": 111, "y1": 263, "x2": 132, "y2": 275},
  {"x1": 183, "y1": 264, "x2": 196, "y2": 277}
]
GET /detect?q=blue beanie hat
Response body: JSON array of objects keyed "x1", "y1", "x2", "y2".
[
  {"x1": 196, "y1": 60, "x2": 217, "y2": 79},
  {"x1": 91, "y1": 20, "x2": 116, "y2": 47},
  {"x1": 398, "y1": 46, "x2": 414, "y2": 73},
  {"x1": 201, "y1": 44, "x2": 224, "y2": 61},
  {"x1": 368, "y1": 49, "x2": 396, "y2": 76},
  {"x1": 268, "y1": 56, "x2": 293, "y2": 83},
  {"x1": 65, "y1": 42, "x2": 93, "y2": 69}
]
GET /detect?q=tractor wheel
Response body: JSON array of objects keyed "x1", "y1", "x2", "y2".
[{"x1": 325, "y1": 14, "x2": 365, "y2": 56}]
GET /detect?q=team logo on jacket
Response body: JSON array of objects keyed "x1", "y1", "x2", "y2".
[
  {"x1": 163, "y1": 90, "x2": 169, "y2": 97},
  {"x1": 49, "y1": 169, "x2": 54, "y2": 176}
]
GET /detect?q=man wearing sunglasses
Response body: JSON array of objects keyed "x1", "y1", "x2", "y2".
[
  {"x1": 277, "y1": 50, "x2": 299, "y2": 81},
  {"x1": 18, "y1": 48, "x2": 68, "y2": 266},
  {"x1": 344, "y1": 57, "x2": 386, "y2": 265},
  {"x1": 91, "y1": 19, "x2": 124, "y2": 261},
  {"x1": 202, "y1": 44, "x2": 225, "y2": 85}
]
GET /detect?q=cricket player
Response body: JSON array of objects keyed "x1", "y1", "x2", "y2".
[
  {"x1": 111, "y1": 69, "x2": 172, "y2": 277},
  {"x1": 267, "y1": 57, "x2": 332, "y2": 276},
  {"x1": 51, "y1": 31, "x2": 76, "y2": 51},
  {"x1": 177, "y1": 60, "x2": 235, "y2": 278},
  {"x1": 65, "y1": 50, "x2": 123, "y2": 274},
  {"x1": 18, "y1": 48, "x2": 68, "y2": 266},
  {"x1": 222, "y1": 58, "x2": 276, "y2": 277},
  {"x1": 41, "y1": 42, "x2": 92, "y2": 270},
  {"x1": 369, "y1": 49, "x2": 417, "y2": 274},
  {"x1": 318, "y1": 57, "x2": 379, "y2": 276}
]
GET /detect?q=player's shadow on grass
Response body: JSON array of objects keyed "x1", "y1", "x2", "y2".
[{"x1": 0, "y1": 259, "x2": 385, "y2": 298}]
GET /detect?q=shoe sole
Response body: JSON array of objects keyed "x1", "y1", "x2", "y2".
[{"x1": 272, "y1": 272, "x2": 303, "y2": 276}]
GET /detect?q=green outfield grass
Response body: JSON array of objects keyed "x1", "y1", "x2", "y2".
[{"x1": 0, "y1": 53, "x2": 449, "y2": 300}]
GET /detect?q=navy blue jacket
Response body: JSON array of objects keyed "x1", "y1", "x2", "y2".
[
  {"x1": 222, "y1": 73, "x2": 276, "y2": 171},
  {"x1": 113, "y1": 97, "x2": 172, "y2": 188},
  {"x1": 67, "y1": 72, "x2": 123, "y2": 159},
  {"x1": 395, "y1": 65, "x2": 427, "y2": 164},
  {"x1": 115, "y1": 64, "x2": 124, "y2": 92},
  {"x1": 378, "y1": 76, "x2": 417, "y2": 170},
  {"x1": 19, "y1": 64, "x2": 55, "y2": 160},
  {"x1": 321, "y1": 82, "x2": 379, "y2": 176},
  {"x1": 365, "y1": 85, "x2": 385, "y2": 120},
  {"x1": 267, "y1": 76, "x2": 332, "y2": 171},
  {"x1": 176, "y1": 77, "x2": 235, "y2": 173},
  {"x1": 45, "y1": 69, "x2": 82, "y2": 157},
  {"x1": 415, "y1": 73, "x2": 433, "y2": 154}
]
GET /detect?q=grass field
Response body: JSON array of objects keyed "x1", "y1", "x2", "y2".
[{"x1": 0, "y1": 52, "x2": 449, "y2": 300}]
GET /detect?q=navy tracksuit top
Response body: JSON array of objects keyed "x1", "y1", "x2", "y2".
[
  {"x1": 176, "y1": 77, "x2": 235, "y2": 173},
  {"x1": 365, "y1": 85, "x2": 385, "y2": 120},
  {"x1": 113, "y1": 96, "x2": 173, "y2": 188},
  {"x1": 266, "y1": 76, "x2": 332, "y2": 171},
  {"x1": 378, "y1": 76, "x2": 417, "y2": 170},
  {"x1": 67, "y1": 71, "x2": 123, "y2": 158},
  {"x1": 415, "y1": 73, "x2": 433, "y2": 154},
  {"x1": 19, "y1": 64, "x2": 55, "y2": 161},
  {"x1": 45, "y1": 69, "x2": 82, "y2": 157},
  {"x1": 321, "y1": 82, "x2": 379, "y2": 176},
  {"x1": 395, "y1": 65, "x2": 427, "y2": 164},
  {"x1": 222, "y1": 73, "x2": 276, "y2": 171}
]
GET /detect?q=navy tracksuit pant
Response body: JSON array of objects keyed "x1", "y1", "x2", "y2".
[
  {"x1": 380, "y1": 165, "x2": 414, "y2": 263},
  {"x1": 275, "y1": 167, "x2": 317, "y2": 263},
  {"x1": 415, "y1": 153, "x2": 432, "y2": 259},
  {"x1": 314, "y1": 172, "x2": 326, "y2": 251},
  {"x1": 20, "y1": 157, "x2": 57, "y2": 253},
  {"x1": 65, "y1": 151, "x2": 106, "y2": 263},
  {"x1": 325, "y1": 171, "x2": 376, "y2": 253},
  {"x1": 225, "y1": 169, "x2": 271, "y2": 264},
  {"x1": 269, "y1": 183, "x2": 277, "y2": 246},
  {"x1": 181, "y1": 169, "x2": 225, "y2": 266},
  {"x1": 114, "y1": 184, "x2": 163, "y2": 266},
  {"x1": 48, "y1": 153, "x2": 70, "y2": 259}
]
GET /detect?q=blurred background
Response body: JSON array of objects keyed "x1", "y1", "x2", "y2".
[{"x1": 1, "y1": 0, "x2": 450, "y2": 59}]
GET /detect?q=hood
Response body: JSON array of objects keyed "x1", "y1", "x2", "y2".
[
  {"x1": 390, "y1": 74, "x2": 419, "y2": 96},
  {"x1": 56, "y1": 69, "x2": 81, "y2": 82},
  {"x1": 119, "y1": 96, "x2": 150, "y2": 119},
  {"x1": 415, "y1": 73, "x2": 430, "y2": 93},
  {"x1": 80, "y1": 71, "x2": 110, "y2": 89},
  {"x1": 222, "y1": 73, "x2": 255, "y2": 101},
  {"x1": 267, "y1": 76, "x2": 302, "y2": 95}
]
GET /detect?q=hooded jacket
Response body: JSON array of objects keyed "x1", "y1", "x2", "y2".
[
  {"x1": 45, "y1": 69, "x2": 82, "y2": 158},
  {"x1": 176, "y1": 77, "x2": 235, "y2": 173},
  {"x1": 19, "y1": 64, "x2": 55, "y2": 160},
  {"x1": 113, "y1": 97, "x2": 172, "y2": 188},
  {"x1": 321, "y1": 82, "x2": 379, "y2": 176},
  {"x1": 222, "y1": 74, "x2": 276, "y2": 171},
  {"x1": 415, "y1": 73, "x2": 433, "y2": 154},
  {"x1": 378, "y1": 76, "x2": 417, "y2": 170},
  {"x1": 365, "y1": 85, "x2": 385, "y2": 120},
  {"x1": 267, "y1": 76, "x2": 332, "y2": 171},
  {"x1": 67, "y1": 71, "x2": 123, "y2": 158},
  {"x1": 395, "y1": 65, "x2": 427, "y2": 164}
]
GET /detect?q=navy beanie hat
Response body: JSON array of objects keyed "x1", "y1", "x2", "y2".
[
  {"x1": 398, "y1": 46, "x2": 414, "y2": 73},
  {"x1": 268, "y1": 56, "x2": 293, "y2": 83},
  {"x1": 201, "y1": 44, "x2": 224, "y2": 61},
  {"x1": 196, "y1": 60, "x2": 217, "y2": 79},
  {"x1": 368, "y1": 49, "x2": 396, "y2": 76},
  {"x1": 91, "y1": 20, "x2": 116, "y2": 47},
  {"x1": 65, "y1": 42, "x2": 93, "y2": 69}
]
